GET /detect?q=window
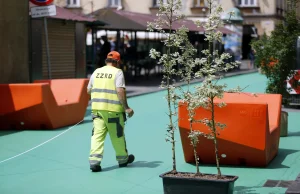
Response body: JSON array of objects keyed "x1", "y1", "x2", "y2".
[
  {"x1": 67, "y1": 0, "x2": 80, "y2": 7},
  {"x1": 276, "y1": 0, "x2": 289, "y2": 15},
  {"x1": 108, "y1": 0, "x2": 121, "y2": 7},
  {"x1": 194, "y1": 0, "x2": 207, "y2": 7},
  {"x1": 276, "y1": 0, "x2": 280, "y2": 8},
  {"x1": 153, "y1": 0, "x2": 167, "y2": 7},
  {"x1": 238, "y1": 0, "x2": 257, "y2": 7}
]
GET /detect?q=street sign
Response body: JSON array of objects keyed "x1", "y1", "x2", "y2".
[
  {"x1": 31, "y1": 4, "x2": 56, "y2": 18},
  {"x1": 30, "y1": 1, "x2": 56, "y2": 79},
  {"x1": 30, "y1": 0, "x2": 54, "y2": 6}
]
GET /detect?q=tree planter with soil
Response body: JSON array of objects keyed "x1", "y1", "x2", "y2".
[
  {"x1": 160, "y1": 171, "x2": 238, "y2": 194},
  {"x1": 147, "y1": 0, "x2": 241, "y2": 193}
]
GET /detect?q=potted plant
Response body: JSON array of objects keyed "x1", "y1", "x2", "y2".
[
  {"x1": 147, "y1": 0, "x2": 189, "y2": 174},
  {"x1": 148, "y1": 0, "x2": 241, "y2": 193}
]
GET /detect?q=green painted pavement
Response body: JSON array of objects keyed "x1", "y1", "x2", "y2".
[{"x1": 0, "y1": 72, "x2": 299, "y2": 194}]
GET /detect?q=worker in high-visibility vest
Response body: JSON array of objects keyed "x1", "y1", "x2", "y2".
[{"x1": 87, "y1": 51, "x2": 134, "y2": 172}]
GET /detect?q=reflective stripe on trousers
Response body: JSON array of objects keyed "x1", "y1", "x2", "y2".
[
  {"x1": 116, "y1": 155, "x2": 129, "y2": 164},
  {"x1": 89, "y1": 154, "x2": 103, "y2": 166},
  {"x1": 89, "y1": 110, "x2": 129, "y2": 166}
]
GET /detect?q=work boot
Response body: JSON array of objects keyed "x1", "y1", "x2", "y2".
[
  {"x1": 119, "y1": 154, "x2": 135, "y2": 168},
  {"x1": 90, "y1": 165, "x2": 102, "y2": 172}
]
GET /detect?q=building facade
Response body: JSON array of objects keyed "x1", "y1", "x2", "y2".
[
  {"x1": 52, "y1": 0, "x2": 294, "y2": 61},
  {"x1": 29, "y1": 3, "x2": 101, "y2": 80},
  {"x1": 55, "y1": 0, "x2": 293, "y2": 37},
  {"x1": 0, "y1": 0, "x2": 30, "y2": 83}
]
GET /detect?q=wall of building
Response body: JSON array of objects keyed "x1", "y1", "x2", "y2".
[
  {"x1": 221, "y1": 0, "x2": 236, "y2": 13},
  {"x1": 258, "y1": 0, "x2": 276, "y2": 15},
  {"x1": 258, "y1": 19, "x2": 276, "y2": 36},
  {"x1": 41, "y1": 20, "x2": 77, "y2": 79},
  {"x1": 83, "y1": 1, "x2": 107, "y2": 15},
  {"x1": 60, "y1": 0, "x2": 241, "y2": 16},
  {"x1": 0, "y1": 0, "x2": 30, "y2": 83},
  {"x1": 54, "y1": 0, "x2": 66, "y2": 7},
  {"x1": 56, "y1": 0, "x2": 286, "y2": 39},
  {"x1": 297, "y1": 1, "x2": 300, "y2": 18},
  {"x1": 123, "y1": 0, "x2": 152, "y2": 14},
  {"x1": 54, "y1": 0, "x2": 107, "y2": 15},
  {"x1": 236, "y1": 0, "x2": 277, "y2": 36},
  {"x1": 31, "y1": 18, "x2": 86, "y2": 80},
  {"x1": 56, "y1": 0, "x2": 280, "y2": 23}
]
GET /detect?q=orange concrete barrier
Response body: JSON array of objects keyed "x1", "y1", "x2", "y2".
[
  {"x1": 178, "y1": 93, "x2": 282, "y2": 167},
  {"x1": 0, "y1": 79, "x2": 90, "y2": 130}
]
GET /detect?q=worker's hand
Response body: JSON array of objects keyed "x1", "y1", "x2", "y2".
[{"x1": 125, "y1": 108, "x2": 134, "y2": 118}]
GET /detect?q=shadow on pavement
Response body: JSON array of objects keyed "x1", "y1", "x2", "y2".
[
  {"x1": 267, "y1": 148, "x2": 299, "y2": 169},
  {"x1": 0, "y1": 130, "x2": 23, "y2": 137},
  {"x1": 189, "y1": 148, "x2": 299, "y2": 169},
  {"x1": 132, "y1": 160, "x2": 164, "y2": 168},
  {"x1": 234, "y1": 186, "x2": 261, "y2": 194},
  {"x1": 102, "y1": 161, "x2": 163, "y2": 172},
  {"x1": 0, "y1": 123, "x2": 88, "y2": 135},
  {"x1": 287, "y1": 131, "x2": 300, "y2": 137}
]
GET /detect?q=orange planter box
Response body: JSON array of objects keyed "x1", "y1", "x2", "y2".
[
  {"x1": 0, "y1": 79, "x2": 90, "y2": 130},
  {"x1": 178, "y1": 93, "x2": 282, "y2": 167}
]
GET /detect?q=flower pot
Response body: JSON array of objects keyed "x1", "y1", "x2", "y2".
[{"x1": 159, "y1": 171, "x2": 238, "y2": 194}]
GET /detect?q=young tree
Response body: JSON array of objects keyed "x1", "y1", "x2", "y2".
[
  {"x1": 177, "y1": 31, "x2": 204, "y2": 176},
  {"x1": 148, "y1": 0, "x2": 243, "y2": 179},
  {"x1": 190, "y1": 0, "x2": 241, "y2": 178},
  {"x1": 147, "y1": 0, "x2": 189, "y2": 173}
]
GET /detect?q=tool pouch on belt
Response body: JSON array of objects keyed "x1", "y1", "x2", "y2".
[
  {"x1": 123, "y1": 112, "x2": 127, "y2": 122},
  {"x1": 92, "y1": 112, "x2": 101, "y2": 120}
]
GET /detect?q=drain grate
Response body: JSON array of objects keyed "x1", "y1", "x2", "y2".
[
  {"x1": 296, "y1": 174, "x2": 300, "y2": 182},
  {"x1": 286, "y1": 182, "x2": 300, "y2": 194},
  {"x1": 263, "y1": 180, "x2": 295, "y2": 188}
]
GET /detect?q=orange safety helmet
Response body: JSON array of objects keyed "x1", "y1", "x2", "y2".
[{"x1": 107, "y1": 51, "x2": 121, "y2": 61}]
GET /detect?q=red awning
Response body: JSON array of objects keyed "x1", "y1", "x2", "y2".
[
  {"x1": 29, "y1": 3, "x2": 105, "y2": 24},
  {"x1": 93, "y1": 8, "x2": 234, "y2": 34},
  {"x1": 114, "y1": 9, "x2": 206, "y2": 32}
]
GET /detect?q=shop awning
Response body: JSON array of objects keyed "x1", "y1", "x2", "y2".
[
  {"x1": 91, "y1": 8, "x2": 234, "y2": 34},
  {"x1": 29, "y1": 3, "x2": 107, "y2": 25},
  {"x1": 90, "y1": 8, "x2": 146, "y2": 31}
]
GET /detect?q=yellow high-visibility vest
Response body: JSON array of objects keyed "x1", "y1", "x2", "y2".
[{"x1": 91, "y1": 66, "x2": 124, "y2": 113}]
